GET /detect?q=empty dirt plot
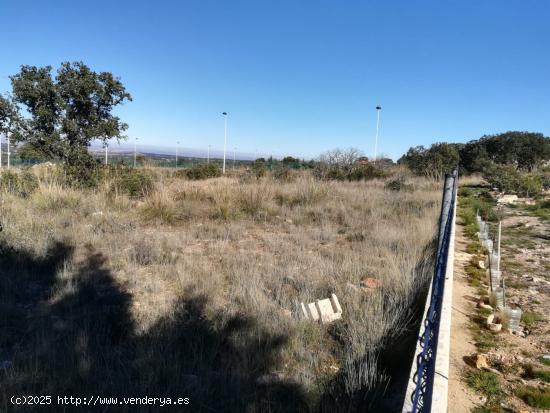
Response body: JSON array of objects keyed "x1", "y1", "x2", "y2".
[
  {"x1": 0, "y1": 167, "x2": 441, "y2": 411},
  {"x1": 452, "y1": 185, "x2": 550, "y2": 412}
]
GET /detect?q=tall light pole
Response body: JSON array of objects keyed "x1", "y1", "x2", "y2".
[
  {"x1": 233, "y1": 147, "x2": 236, "y2": 170},
  {"x1": 134, "y1": 137, "x2": 138, "y2": 167},
  {"x1": 176, "y1": 141, "x2": 180, "y2": 168},
  {"x1": 373, "y1": 105, "x2": 382, "y2": 161},
  {"x1": 222, "y1": 112, "x2": 228, "y2": 174},
  {"x1": 207, "y1": 145, "x2": 211, "y2": 163}
]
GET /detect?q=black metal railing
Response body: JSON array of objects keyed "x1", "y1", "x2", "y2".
[{"x1": 408, "y1": 170, "x2": 457, "y2": 412}]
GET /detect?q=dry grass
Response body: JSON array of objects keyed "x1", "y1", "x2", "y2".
[{"x1": 0, "y1": 167, "x2": 440, "y2": 412}]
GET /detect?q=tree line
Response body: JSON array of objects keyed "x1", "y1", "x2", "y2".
[
  {"x1": 398, "y1": 132, "x2": 550, "y2": 195},
  {"x1": 2, "y1": 62, "x2": 550, "y2": 194}
]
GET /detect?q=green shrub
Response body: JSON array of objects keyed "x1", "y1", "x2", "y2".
[
  {"x1": 324, "y1": 167, "x2": 347, "y2": 181},
  {"x1": 106, "y1": 166, "x2": 154, "y2": 198},
  {"x1": 515, "y1": 386, "x2": 550, "y2": 409},
  {"x1": 539, "y1": 172, "x2": 550, "y2": 191},
  {"x1": 62, "y1": 149, "x2": 102, "y2": 188},
  {"x1": 248, "y1": 161, "x2": 266, "y2": 179},
  {"x1": 458, "y1": 186, "x2": 474, "y2": 197},
  {"x1": 522, "y1": 311, "x2": 544, "y2": 327},
  {"x1": 522, "y1": 363, "x2": 550, "y2": 383},
  {"x1": 314, "y1": 163, "x2": 385, "y2": 181},
  {"x1": 466, "y1": 242, "x2": 483, "y2": 255},
  {"x1": 272, "y1": 167, "x2": 296, "y2": 182},
  {"x1": 527, "y1": 199, "x2": 550, "y2": 221},
  {"x1": 0, "y1": 170, "x2": 39, "y2": 197},
  {"x1": 464, "y1": 370, "x2": 503, "y2": 401},
  {"x1": 347, "y1": 164, "x2": 386, "y2": 181},
  {"x1": 185, "y1": 163, "x2": 222, "y2": 180},
  {"x1": 385, "y1": 176, "x2": 412, "y2": 191},
  {"x1": 483, "y1": 162, "x2": 543, "y2": 196}
]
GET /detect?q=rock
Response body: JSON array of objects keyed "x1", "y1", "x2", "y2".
[
  {"x1": 475, "y1": 353, "x2": 490, "y2": 370},
  {"x1": 478, "y1": 260, "x2": 486, "y2": 269},
  {"x1": 488, "y1": 323, "x2": 502, "y2": 333},
  {"x1": 360, "y1": 277, "x2": 380, "y2": 291},
  {"x1": 477, "y1": 299, "x2": 493, "y2": 311},
  {"x1": 486, "y1": 314, "x2": 502, "y2": 332}
]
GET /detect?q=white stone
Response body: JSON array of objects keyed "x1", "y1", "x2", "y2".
[{"x1": 301, "y1": 293, "x2": 342, "y2": 324}]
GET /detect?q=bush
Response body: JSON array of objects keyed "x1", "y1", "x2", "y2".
[
  {"x1": 185, "y1": 163, "x2": 222, "y2": 180},
  {"x1": 483, "y1": 162, "x2": 543, "y2": 196},
  {"x1": 464, "y1": 370, "x2": 503, "y2": 400},
  {"x1": 538, "y1": 172, "x2": 550, "y2": 190},
  {"x1": 521, "y1": 311, "x2": 544, "y2": 327},
  {"x1": 0, "y1": 170, "x2": 39, "y2": 197},
  {"x1": 347, "y1": 164, "x2": 386, "y2": 181},
  {"x1": 105, "y1": 166, "x2": 154, "y2": 198},
  {"x1": 522, "y1": 363, "x2": 550, "y2": 383},
  {"x1": 63, "y1": 150, "x2": 102, "y2": 188},
  {"x1": 385, "y1": 176, "x2": 412, "y2": 191},
  {"x1": 272, "y1": 167, "x2": 296, "y2": 182},
  {"x1": 515, "y1": 386, "x2": 550, "y2": 409},
  {"x1": 314, "y1": 162, "x2": 386, "y2": 181},
  {"x1": 251, "y1": 161, "x2": 267, "y2": 179},
  {"x1": 527, "y1": 199, "x2": 550, "y2": 221}
]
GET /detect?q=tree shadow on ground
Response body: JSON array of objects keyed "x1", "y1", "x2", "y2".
[{"x1": 0, "y1": 240, "x2": 309, "y2": 412}]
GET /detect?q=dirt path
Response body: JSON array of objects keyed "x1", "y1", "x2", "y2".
[{"x1": 447, "y1": 224, "x2": 482, "y2": 412}]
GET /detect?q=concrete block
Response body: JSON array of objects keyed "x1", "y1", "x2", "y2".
[{"x1": 301, "y1": 293, "x2": 342, "y2": 324}]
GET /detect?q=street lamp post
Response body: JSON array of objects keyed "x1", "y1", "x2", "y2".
[
  {"x1": 134, "y1": 137, "x2": 138, "y2": 167},
  {"x1": 374, "y1": 106, "x2": 382, "y2": 161},
  {"x1": 222, "y1": 112, "x2": 228, "y2": 174}
]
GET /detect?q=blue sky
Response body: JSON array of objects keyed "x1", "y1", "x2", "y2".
[{"x1": 1, "y1": 1, "x2": 549, "y2": 159}]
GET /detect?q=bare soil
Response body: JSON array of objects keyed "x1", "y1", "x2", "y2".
[{"x1": 448, "y1": 225, "x2": 484, "y2": 412}]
